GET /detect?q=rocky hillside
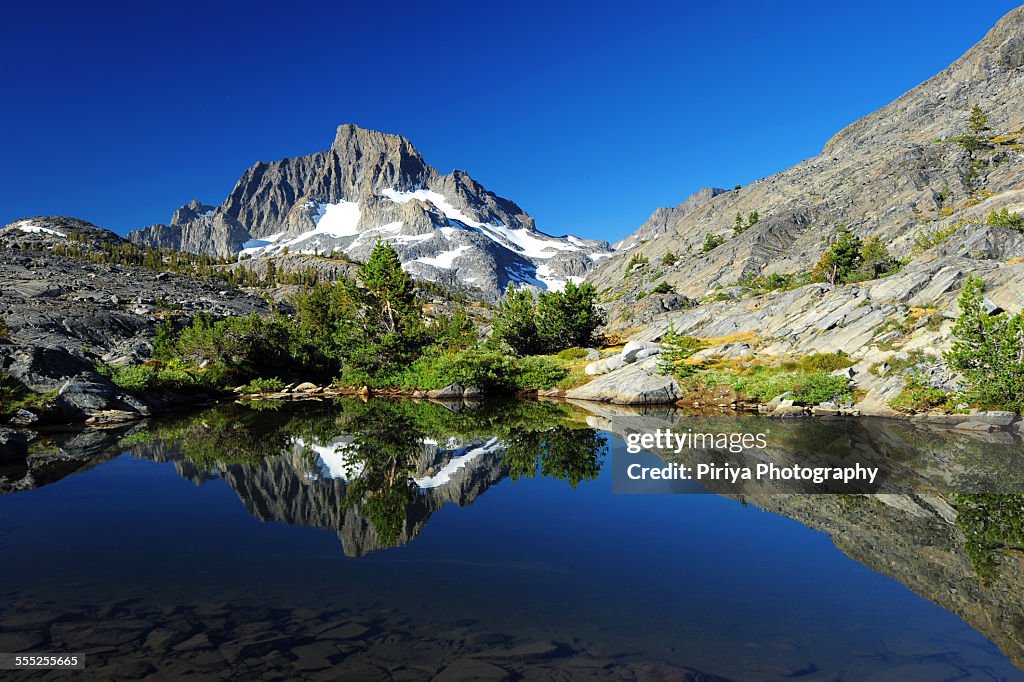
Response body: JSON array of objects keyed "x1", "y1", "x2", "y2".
[
  {"x1": 129, "y1": 124, "x2": 611, "y2": 298},
  {"x1": 590, "y1": 5, "x2": 1024, "y2": 313},
  {"x1": 573, "y1": 6, "x2": 1024, "y2": 416},
  {"x1": 0, "y1": 216, "x2": 270, "y2": 424}
]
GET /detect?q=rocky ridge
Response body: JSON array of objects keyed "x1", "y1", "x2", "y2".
[
  {"x1": 574, "y1": 7, "x2": 1024, "y2": 413},
  {"x1": 129, "y1": 124, "x2": 612, "y2": 298}
]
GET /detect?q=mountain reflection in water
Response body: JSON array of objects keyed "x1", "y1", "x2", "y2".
[
  {"x1": 3, "y1": 397, "x2": 1024, "y2": 680},
  {"x1": 126, "y1": 399, "x2": 607, "y2": 557}
]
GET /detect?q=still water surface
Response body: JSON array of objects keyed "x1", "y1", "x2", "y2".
[{"x1": 1, "y1": 399, "x2": 1022, "y2": 680}]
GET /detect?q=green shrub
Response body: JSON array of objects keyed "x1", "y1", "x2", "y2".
[
  {"x1": 627, "y1": 252, "x2": 649, "y2": 270},
  {"x1": 914, "y1": 222, "x2": 964, "y2": 253},
  {"x1": 0, "y1": 316, "x2": 9, "y2": 339},
  {"x1": 985, "y1": 207, "x2": 1024, "y2": 231},
  {"x1": 798, "y1": 352, "x2": 853, "y2": 373},
  {"x1": 702, "y1": 233, "x2": 726, "y2": 253},
  {"x1": 556, "y1": 347, "x2": 589, "y2": 360},
  {"x1": 791, "y1": 372, "x2": 851, "y2": 404},
  {"x1": 516, "y1": 356, "x2": 569, "y2": 390},
  {"x1": 661, "y1": 252, "x2": 678, "y2": 266},
  {"x1": 651, "y1": 281, "x2": 675, "y2": 295},
  {"x1": 111, "y1": 365, "x2": 158, "y2": 392},
  {"x1": 240, "y1": 377, "x2": 285, "y2": 393},
  {"x1": 890, "y1": 373, "x2": 953, "y2": 411}
]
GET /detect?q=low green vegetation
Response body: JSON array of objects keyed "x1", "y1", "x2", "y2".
[
  {"x1": 725, "y1": 271, "x2": 811, "y2": 296},
  {"x1": 890, "y1": 373, "x2": 955, "y2": 411},
  {"x1": 702, "y1": 233, "x2": 726, "y2": 253},
  {"x1": 0, "y1": 315, "x2": 9, "y2": 339},
  {"x1": 985, "y1": 207, "x2": 1024, "y2": 231},
  {"x1": 659, "y1": 326, "x2": 853, "y2": 404},
  {"x1": 811, "y1": 227, "x2": 902, "y2": 284},
  {"x1": 682, "y1": 365, "x2": 852, "y2": 405},
  {"x1": 660, "y1": 252, "x2": 678, "y2": 266},
  {"x1": 0, "y1": 373, "x2": 56, "y2": 420},
  {"x1": 102, "y1": 242, "x2": 603, "y2": 398},
  {"x1": 626, "y1": 252, "x2": 649, "y2": 270},
  {"x1": 732, "y1": 210, "x2": 759, "y2": 235},
  {"x1": 650, "y1": 281, "x2": 675, "y2": 295}
]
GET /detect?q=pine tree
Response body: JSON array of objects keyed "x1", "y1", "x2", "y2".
[
  {"x1": 536, "y1": 281, "x2": 604, "y2": 351},
  {"x1": 946, "y1": 274, "x2": 1024, "y2": 412},
  {"x1": 813, "y1": 226, "x2": 862, "y2": 284},
  {"x1": 359, "y1": 240, "x2": 416, "y2": 335},
  {"x1": 968, "y1": 105, "x2": 989, "y2": 137},
  {"x1": 492, "y1": 285, "x2": 542, "y2": 355}
]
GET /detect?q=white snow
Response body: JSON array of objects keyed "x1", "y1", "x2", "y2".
[
  {"x1": 16, "y1": 221, "x2": 66, "y2": 238},
  {"x1": 414, "y1": 245, "x2": 470, "y2": 269},
  {"x1": 309, "y1": 200, "x2": 361, "y2": 238},
  {"x1": 240, "y1": 232, "x2": 284, "y2": 256},
  {"x1": 413, "y1": 438, "x2": 500, "y2": 489},
  {"x1": 382, "y1": 188, "x2": 480, "y2": 227},
  {"x1": 382, "y1": 188, "x2": 579, "y2": 259}
]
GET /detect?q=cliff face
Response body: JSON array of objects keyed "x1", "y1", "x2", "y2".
[
  {"x1": 128, "y1": 124, "x2": 610, "y2": 298},
  {"x1": 589, "y1": 6, "x2": 1024, "y2": 322}
]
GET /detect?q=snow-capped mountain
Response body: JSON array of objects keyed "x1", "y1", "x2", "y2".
[{"x1": 128, "y1": 124, "x2": 612, "y2": 297}]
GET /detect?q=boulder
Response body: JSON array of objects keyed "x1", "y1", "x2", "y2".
[
  {"x1": 567, "y1": 357, "x2": 681, "y2": 405},
  {"x1": 765, "y1": 392, "x2": 794, "y2": 410},
  {"x1": 463, "y1": 386, "x2": 483, "y2": 398},
  {"x1": 51, "y1": 373, "x2": 150, "y2": 422},
  {"x1": 427, "y1": 382, "x2": 464, "y2": 399},
  {"x1": 971, "y1": 411, "x2": 1017, "y2": 426},
  {"x1": 633, "y1": 347, "x2": 662, "y2": 361},
  {"x1": 584, "y1": 348, "x2": 601, "y2": 361},
  {"x1": 954, "y1": 420, "x2": 997, "y2": 433},
  {"x1": 621, "y1": 340, "x2": 660, "y2": 363},
  {"x1": 690, "y1": 343, "x2": 753, "y2": 362},
  {"x1": 584, "y1": 355, "x2": 624, "y2": 376},
  {"x1": 0, "y1": 428, "x2": 28, "y2": 462},
  {"x1": 293, "y1": 382, "x2": 318, "y2": 393}
]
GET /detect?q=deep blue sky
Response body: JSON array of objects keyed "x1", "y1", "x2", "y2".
[{"x1": 2, "y1": 1, "x2": 1019, "y2": 242}]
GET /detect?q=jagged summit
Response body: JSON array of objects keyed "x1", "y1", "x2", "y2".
[{"x1": 129, "y1": 124, "x2": 610, "y2": 297}]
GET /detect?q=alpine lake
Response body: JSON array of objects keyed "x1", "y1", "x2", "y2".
[{"x1": 3, "y1": 397, "x2": 1024, "y2": 681}]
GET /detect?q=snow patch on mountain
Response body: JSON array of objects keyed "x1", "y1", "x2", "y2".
[{"x1": 16, "y1": 221, "x2": 66, "y2": 238}]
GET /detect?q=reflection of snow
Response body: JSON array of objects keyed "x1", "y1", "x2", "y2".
[
  {"x1": 294, "y1": 437, "x2": 364, "y2": 481},
  {"x1": 414, "y1": 438, "x2": 500, "y2": 489}
]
